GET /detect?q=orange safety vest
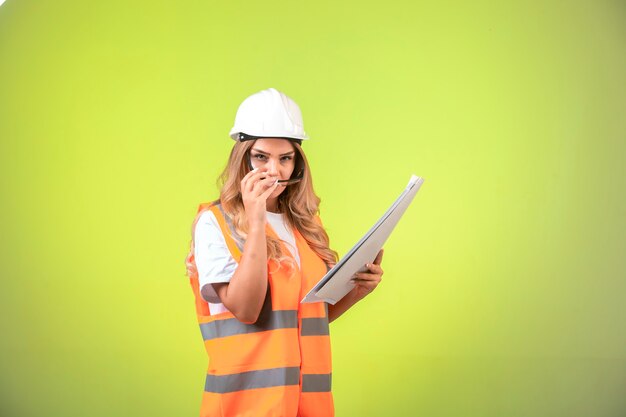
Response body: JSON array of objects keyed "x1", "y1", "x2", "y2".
[{"x1": 185, "y1": 201, "x2": 334, "y2": 417}]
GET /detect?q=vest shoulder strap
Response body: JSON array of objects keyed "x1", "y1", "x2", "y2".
[{"x1": 207, "y1": 203, "x2": 244, "y2": 263}]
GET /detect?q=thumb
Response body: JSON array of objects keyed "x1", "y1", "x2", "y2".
[{"x1": 373, "y1": 248, "x2": 384, "y2": 265}]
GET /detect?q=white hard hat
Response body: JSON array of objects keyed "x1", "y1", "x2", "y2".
[{"x1": 229, "y1": 88, "x2": 309, "y2": 141}]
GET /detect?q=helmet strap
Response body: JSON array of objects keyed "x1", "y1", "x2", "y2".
[{"x1": 238, "y1": 133, "x2": 302, "y2": 146}]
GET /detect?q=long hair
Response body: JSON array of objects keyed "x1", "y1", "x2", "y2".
[{"x1": 217, "y1": 139, "x2": 338, "y2": 267}]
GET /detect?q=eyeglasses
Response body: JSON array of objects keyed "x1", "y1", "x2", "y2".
[{"x1": 246, "y1": 151, "x2": 304, "y2": 186}]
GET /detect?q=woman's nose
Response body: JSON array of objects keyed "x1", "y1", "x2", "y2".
[{"x1": 266, "y1": 159, "x2": 280, "y2": 176}]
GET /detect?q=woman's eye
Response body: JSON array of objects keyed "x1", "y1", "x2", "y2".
[
  {"x1": 280, "y1": 156, "x2": 293, "y2": 162},
  {"x1": 253, "y1": 154, "x2": 267, "y2": 161}
]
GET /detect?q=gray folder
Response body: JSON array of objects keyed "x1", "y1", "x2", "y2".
[{"x1": 302, "y1": 175, "x2": 424, "y2": 304}]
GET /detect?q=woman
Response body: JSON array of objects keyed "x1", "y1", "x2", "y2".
[{"x1": 185, "y1": 88, "x2": 384, "y2": 417}]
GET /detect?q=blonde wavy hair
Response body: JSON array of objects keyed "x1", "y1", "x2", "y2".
[{"x1": 217, "y1": 139, "x2": 338, "y2": 268}]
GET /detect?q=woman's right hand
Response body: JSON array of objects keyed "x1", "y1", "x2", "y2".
[{"x1": 240, "y1": 167, "x2": 279, "y2": 229}]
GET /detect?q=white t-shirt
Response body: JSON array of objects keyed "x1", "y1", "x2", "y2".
[{"x1": 194, "y1": 210, "x2": 300, "y2": 315}]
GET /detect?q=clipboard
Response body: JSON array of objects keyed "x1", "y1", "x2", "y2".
[{"x1": 302, "y1": 174, "x2": 424, "y2": 304}]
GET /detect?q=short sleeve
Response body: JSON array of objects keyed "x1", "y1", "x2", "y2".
[{"x1": 193, "y1": 210, "x2": 239, "y2": 303}]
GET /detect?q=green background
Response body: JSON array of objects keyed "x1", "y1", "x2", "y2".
[{"x1": 1, "y1": 0, "x2": 624, "y2": 416}]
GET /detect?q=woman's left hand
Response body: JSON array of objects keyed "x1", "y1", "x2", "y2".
[{"x1": 349, "y1": 249, "x2": 384, "y2": 302}]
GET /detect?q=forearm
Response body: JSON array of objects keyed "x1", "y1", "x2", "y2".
[
  {"x1": 221, "y1": 225, "x2": 268, "y2": 323},
  {"x1": 328, "y1": 291, "x2": 360, "y2": 323}
]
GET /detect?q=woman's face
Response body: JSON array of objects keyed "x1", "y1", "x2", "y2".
[{"x1": 248, "y1": 138, "x2": 296, "y2": 199}]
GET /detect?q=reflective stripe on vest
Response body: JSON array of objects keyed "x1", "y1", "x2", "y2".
[
  {"x1": 205, "y1": 367, "x2": 300, "y2": 394},
  {"x1": 215, "y1": 203, "x2": 244, "y2": 253},
  {"x1": 302, "y1": 373, "x2": 332, "y2": 392},
  {"x1": 200, "y1": 312, "x2": 329, "y2": 340},
  {"x1": 300, "y1": 317, "x2": 330, "y2": 336},
  {"x1": 204, "y1": 368, "x2": 332, "y2": 394},
  {"x1": 200, "y1": 310, "x2": 298, "y2": 340}
]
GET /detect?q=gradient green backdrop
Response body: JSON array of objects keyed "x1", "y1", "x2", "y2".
[{"x1": 1, "y1": 1, "x2": 625, "y2": 416}]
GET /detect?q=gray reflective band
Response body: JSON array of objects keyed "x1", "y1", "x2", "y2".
[
  {"x1": 302, "y1": 373, "x2": 332, "y2": 392},
  {"x1": 205, "y1": 366, "x2": 300, "y2": 394},
  {"x1": 215, "y1": 203, "x2": 244, "y2": 252},
  {"x1": 200, "y1": 310, "x2": 298, "y2": 340},
  {"x1": 301, "y1": 317, "x2": 330, "y2": 336}
]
